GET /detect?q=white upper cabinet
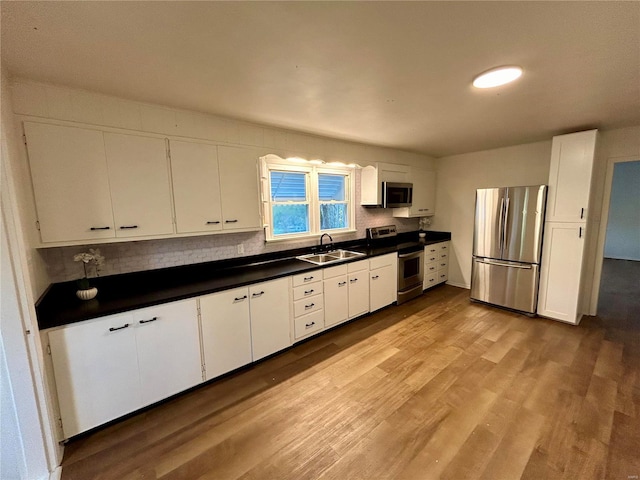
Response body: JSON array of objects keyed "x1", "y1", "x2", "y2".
[
  {"x1": 217, "y1": 145, "x2": 262, "y2": 231},
  {"x1": 103, "y1": 133, "x2": 174, "y2": 237},
  {"x1": 361, "y1": 162, "x2": 410, "y2": 205},
  {"x1": 393, "y1": 168, "x2": 436, "y2": 218},
  {"x1": 169, "y1": 140, "x2": 223, "y2": 234},
  {"x1": 546, "y1": 130, "x2": 597, "y2": 223},
  {"x1": 24, "y1": 122, "x2": 115, "y2": 243}
]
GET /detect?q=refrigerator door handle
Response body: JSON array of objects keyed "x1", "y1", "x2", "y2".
[
  {"x1": 502, "y1": 197, "x2": 510, "y2": 256},
  {"x1": 498, "y1": 197, "x2": 505, "y2": 256},
  {"x1": 475, "y1": 259, "x2": 533, "y2": 269}
]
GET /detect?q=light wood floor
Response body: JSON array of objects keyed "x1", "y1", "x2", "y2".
[{"x1": 61, "y1": 261, "x2": 640, "y2": 480}]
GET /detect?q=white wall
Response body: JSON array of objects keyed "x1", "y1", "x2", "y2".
[
  {"x1": 604, "y1": 161, "x2": 640, "y2": 260},
  {"x1": 430, "y1": 141, "x2": 552, "y2": 288}
]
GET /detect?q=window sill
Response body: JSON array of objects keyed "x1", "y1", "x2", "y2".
[{"x1": 265, "y1": 229, "x2": 358, "y2": 244}]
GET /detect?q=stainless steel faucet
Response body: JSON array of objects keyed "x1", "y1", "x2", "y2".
[{"x1": 319, "y1": 233, "x2": 333, "y2": 251}]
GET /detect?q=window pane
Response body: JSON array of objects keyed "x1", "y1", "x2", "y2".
[
  {"x1": 272, "y1": 204, "x2": 309, "y2": 235},
  {"x1": 318, "y1": 174, "x2": 345, "y2": 201},
  {"x1": 270, "y1": 171, "x2": 307, "y2": 201},
  {"x1": 320, "y1": 203, "x2": 348, "y2": 230}
]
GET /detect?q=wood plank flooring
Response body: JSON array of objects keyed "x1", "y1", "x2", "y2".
[{"x1": 61, "y1": 261, "x2": 640, "y2": 480}]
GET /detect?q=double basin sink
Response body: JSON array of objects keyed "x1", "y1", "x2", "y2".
[{"x1": 296, "y1": 249, "x2": 366, "y2": 266}]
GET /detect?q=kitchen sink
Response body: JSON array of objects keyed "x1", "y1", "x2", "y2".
[{"x1": 296, "y1": 249, "x2": 366, "y2": 265}]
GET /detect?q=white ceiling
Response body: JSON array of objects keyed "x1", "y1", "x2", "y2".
[{"x1": 2, "y1": 1, "x2": 639, "y2": 157}]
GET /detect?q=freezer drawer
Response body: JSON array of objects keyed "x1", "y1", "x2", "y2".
[{"x1": 470, "y1": 258, "x2": 540, "y2": 314}]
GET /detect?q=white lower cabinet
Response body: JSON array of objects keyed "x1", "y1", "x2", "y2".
[
  {"x1": 324, "y1": 265, "x2": 349, "y2": 327},
  {"x1": 133, "y1": 301, "x2": 202, "y2": 406},
  {"x1": 249, "y1": 278, "x2": 292, "y2": 361},
  {"x1": 200, "y1": 287, "x2": 252, "y2": 380},
  {"x1": 48, "y1": 299, "x2": 200, "y2": 439},
  {"x1": 292, "y1": 271, "x2": 324, "y2": 339},
  {"x1": 348, "y1": 260, "x2": 370, "y2": 319},
  {"x1": 537, "y1": 222, "x2": 586, "y2": 324},
  {"x1": 369, "y1": 253, "x2": 398, "y2": 312}
]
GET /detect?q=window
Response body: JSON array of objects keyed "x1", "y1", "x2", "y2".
[{"x1": 261, "y1": 155, "x2": 355, "y2": 241}]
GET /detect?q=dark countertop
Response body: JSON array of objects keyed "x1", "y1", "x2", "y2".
[{"x1": 36, "y1": 230, "x2": 451, "y2": 330}]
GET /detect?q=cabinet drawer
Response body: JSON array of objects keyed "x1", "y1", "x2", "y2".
[
  {"x1": 293, "y1": 282, "x2": 324, "y2": 301},
  {"x1": 292, "y1": 271, "x2": 322, "y2": 287},
  {"x1": 425, "y1": 262, "x2": 438, "y2": 274},
  {"x1": 348, "y1": 259, "x2": 369, "y2": 273},
  {"x1": 294, "y1": 309, "x2": 324, "y2": 339},
  {"x1": 425, "y1": 245, "x2": 438, "y2": 255},
  {"x1": 439, "y1": 252, "x2": 448, "y2": 261},
  {"x1": 437, "y1": 259, "x2": 449, "y2": 271},
  {"x1": 439, "y1": 242, "x2": 449, "y2": 251},
  {"x1": 294, "y1": 295, "x2": 324, "y2": 317},
  {"x1": 369, "y1": 253, "x2": 396, "y2": 270},
  {"x1": 437, "y1": 272, "x2": 448, "y2": 283},
  {"x1": 323, "y1": 264, "x2": 348, "y2": 279},
  {"x1": 425, "y1": 253, "x2": 438, "y2": 263},
  {"x1": 424, "y1": 274, "x2": 438, "y2": 289}
]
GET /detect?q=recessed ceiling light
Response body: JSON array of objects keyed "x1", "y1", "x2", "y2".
[{"x1": 473, "y1": 66, "x2": 523, "y2": 88}]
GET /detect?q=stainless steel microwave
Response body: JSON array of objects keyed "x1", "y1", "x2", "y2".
[{"x1": 382, "y1": 182, "x2": 413, "y2": 208}]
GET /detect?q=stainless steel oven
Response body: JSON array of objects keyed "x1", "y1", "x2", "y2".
[{"x1": 397, "y1": 250, "x2": 424, "y2": 304}]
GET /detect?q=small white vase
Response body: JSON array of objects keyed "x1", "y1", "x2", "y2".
[{"x1": 76, "y1": 287, "x2": 98, "y2": 301}]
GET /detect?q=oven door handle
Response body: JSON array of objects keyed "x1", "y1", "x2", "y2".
[{"x1": 398, "y1": 251, "x2": 422, "y2": 259}]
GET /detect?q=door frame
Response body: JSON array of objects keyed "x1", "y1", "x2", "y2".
[{"x1": 590, "y1": 155, "x2": 640, "y2": 313}]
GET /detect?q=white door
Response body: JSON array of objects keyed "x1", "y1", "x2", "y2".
[
  {"x1": 348, "y1": 270, "x2": 369, "y2": 319},
  {"x1": 200, "y1": 287, "x2": 252, "y2": 379},
  {"x1": 537, "y1": 222, "x2": 586, "y2": 324},
  {"x1": 249, "y1": 278, "x2": 291, "y2": 361},
  {"x1": 217, "y1": 145, "x2": 261, "y2": 230},
  {"x1": 370, "y1": 264, "x2": 395, "y2": 312},
  {"x1": 324, "y1": 275, "x2": 349, "y2": 327},
  {"x1": 170, "y1": 140, "x2": 223, "y2": 234},
  {"x1": 133, "y1": 300, "x2": 202, "y2": 406},
  {"x1": 546, "y1": 130, "x2": 597, "y2": 223},
  {"x1": 104, "y1": 133, "x2": 174, "y2": 237},
  {"x1": 48, "y1": 313, "x2": 141, "y2": 438},
  {"x1": 24, "y1": 122, "x2": 115, "y2": 243}
]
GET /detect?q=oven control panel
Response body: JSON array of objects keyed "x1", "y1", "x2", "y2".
[{"x1": 366, "y1": 225, "x2": 397, "y2": 240}]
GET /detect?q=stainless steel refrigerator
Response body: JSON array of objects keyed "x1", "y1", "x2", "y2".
[{"x1": 470, "y1": 185, "x2": 547, "y2": 315}]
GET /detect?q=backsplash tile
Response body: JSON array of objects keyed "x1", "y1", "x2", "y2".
[{"x1": 40, "y1": 171, "x2": 420, "y2": 283}]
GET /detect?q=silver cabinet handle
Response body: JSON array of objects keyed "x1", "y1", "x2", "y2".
[{"x1": 139, "y1": 317, "x2": 158, "y2": 324}]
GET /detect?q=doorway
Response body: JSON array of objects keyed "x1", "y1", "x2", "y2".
[{"x1": 596, "y1": 159, "x2": 640, "y2": 329}]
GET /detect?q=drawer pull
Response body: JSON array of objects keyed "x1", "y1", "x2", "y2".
[
  {"x1": 350, "y1": 278, "x2": 358, "y2": 283},
  {"x1": 372, "y1": 275, "x2": 379, "y2": 280},
  {"x1": 305, "y1": 303, "x2": 315, "y2": 310},
  {"x1": 225, "y1": 219, "x2": 238, "y2": 223},
  {"x1": 429, "y1": 278, "x2": 435, "y2": 282},
  {"x1": 234, "y1": 295, "x2": 248, "y2": 302},
  {"x1": 440, "y1": 263, "x2": 447, "y2": 267},
  {"x1": 305, "y1": 321, "x2": 316, "y2": 328},
  {"x1": 303, "y1": 276, "x2": 314, "y2": 282},
  {"x1": 206, "y1": 221, "x2": 221, "y2": 225},
  {"x1": 109, "y1": 323, "x2": 129, "y2": 332},
  {"x1": 119, "y1": 225, "x2": 138, "y2": 230},
  {"x1": 338, "y1": 281, "x2": 347, "y2": 286},
  {"x1": 139, "y1": 317, "x2": 158, "y2": 324},
  {"x1": 304, "y1": 289, "x2": 315, "y2": 295},
  {"x1": 252, "y1": 291, "x2": 265, "y2": 297},
  {"x1": 90, "y1": 226, "x2": 111, "y2": 231}
]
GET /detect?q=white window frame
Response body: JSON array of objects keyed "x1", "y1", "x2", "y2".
[{"x1": 260, "y1": 155, "x2": 356, "y2": 242}]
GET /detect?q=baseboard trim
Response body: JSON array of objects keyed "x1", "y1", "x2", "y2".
[
  {"x1": 50, "y1": 466, "x2": 62, "y2": 480},
  {"x1": 446, "y1": 281, "x2": 470, "y2": 290}
]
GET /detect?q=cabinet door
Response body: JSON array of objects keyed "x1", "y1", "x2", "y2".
[
  {"x1": 48, "y1": 313, "x2": 140, "y2": 438},
  {"x1": 133, "y1": 300, "x2": 202, "y2": 406},
  {"x1": 537, "y1": 222, "x2": 586, "y2": 324},
  {"x1": 104, "y1": 133, "x2": 174, "y2": 237},
  {"x1": 170, "y1": 140, "x2": 223, "y2": 234},
  {"x1": 370, "y1": 264, "x2": 396, "y2": 312},
  {"x1": 200, "y1": 287, "x2": 252, "y2": 379},
  {"x1": 249, "y1": 278, "x2": 291, "y2": 361},
  {"x1": 393, "y1": 169, "x2": 436, "y2": 218},
  {"x1": 217, "y1": 146, "x2": 261, "y2": 230},
  {"x1": 546, "y1": 130, "x2": 597, "y2": 222},
  {"x1": 348, "y1": 270, "x2": 369, "y2": 319},
  {"x1": 24, "y1": 122, "x2": 115, "y2": 243},
  {"x1": 324, "y1": 275, "x2": 349, "y2": 327}
]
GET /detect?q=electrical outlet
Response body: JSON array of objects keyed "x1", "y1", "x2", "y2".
[{"x1": 237, "y1": 244, "x2": 244, "y2": 255}]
